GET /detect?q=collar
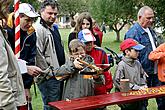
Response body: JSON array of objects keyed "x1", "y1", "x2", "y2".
[
  {"x1": 40, "y1": 17, "x2": 52, "y2": 29},
  {"x1": 122, "y1": 56, "x2": 136, "y2": 67},
  {"x1": 134, "y1": 22, "x2": 146, "y2": 35}
]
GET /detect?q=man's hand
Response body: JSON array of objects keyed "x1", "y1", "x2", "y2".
[{"x1": 27, "y1": 66, "x2": 42, "y2": 77}]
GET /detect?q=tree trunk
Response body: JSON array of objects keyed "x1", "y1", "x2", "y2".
[{"x1": 115, "y1": 31, "x2": 120, "y2": 41}]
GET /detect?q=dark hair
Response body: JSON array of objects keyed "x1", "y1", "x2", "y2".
[
  {"x1": 70, "y1": 20, "x2": 76, "y2": 27},
  {"x1": 75, "y1": 12, "x2": 93, "y2": 32},
  {"x1": 40, "y1": 0, "x2": 59, "y2": 12},
  {"x1": 123, "y1": 48, "x2": 132, "y2": 56}
]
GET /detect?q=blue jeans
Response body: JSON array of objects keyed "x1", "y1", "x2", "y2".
[
  {"x1": 145, "y1": 74, "x2": 164, "y2": 110},
  {"x1": 38, "y1": 78, "x2": 63, "y2": 110}
]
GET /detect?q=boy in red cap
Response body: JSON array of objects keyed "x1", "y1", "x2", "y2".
[{"x1": 113, "y1": 38, "x2": 148, "y2": 110}]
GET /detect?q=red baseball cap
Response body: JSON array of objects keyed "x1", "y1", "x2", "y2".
[{"x1": 120, "y1": 38, "x2": 145, "y2": 51}]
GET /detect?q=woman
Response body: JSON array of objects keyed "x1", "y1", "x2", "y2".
[{"x1": 68, "y1": 12, "x2": 101, "y2": 47}]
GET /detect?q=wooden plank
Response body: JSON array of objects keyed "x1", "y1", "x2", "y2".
[{"x1": 49, "y1": 85, "x2": 165, "y2": 110}]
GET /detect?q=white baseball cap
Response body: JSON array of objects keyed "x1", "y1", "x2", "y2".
[
  {"x1": 78, "y1": 29, "x2": 96, "y2": 43},
  {"x1": 19, "y1": 3, "x2": 39, "y2": 18}
]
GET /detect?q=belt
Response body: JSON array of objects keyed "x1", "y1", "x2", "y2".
[
  {"x1": 46, "y1": 75, "x2": 56, "y2": 79},
  {"x1": 46, "y1": 75, "x2": 64, "y2": 81}
]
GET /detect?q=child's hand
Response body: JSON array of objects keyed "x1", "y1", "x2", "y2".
[{"x1": 73, "y1": 58, "x2": 83, "y2": 69}]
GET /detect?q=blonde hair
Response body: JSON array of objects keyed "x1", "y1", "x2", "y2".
[{"x1": 69, "y1": 39, "x2": 85, "y2": 54}]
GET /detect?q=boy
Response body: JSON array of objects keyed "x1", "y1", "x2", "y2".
[
  {"x1": 55, "y1": 39, "x2": 104, "y2": 100},
  {"x1": 78, "y1": 29, "x2": 113, "y2": 96},
  {"x1": 113, "y1": 38, "x2": 147, "y2": 110}
]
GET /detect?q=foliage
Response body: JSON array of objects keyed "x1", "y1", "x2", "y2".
[
  {"x1": 137, "y1": 0, "x2": 165, "y2": 34},
  {"x1": 89, "y1": 0, "x2": 137, "y2": 41},
  {"x1": 58, "y1": 0, "x2": 88, "y2": 19}
]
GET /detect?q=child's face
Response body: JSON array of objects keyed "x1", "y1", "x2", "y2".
[
  {"x1": 84, "y1": 41, "x2": 93, "y2": 52},
  {"x1": 125, "y1": 48, "x2": 139, "y2": 59},
  {"x1": 81, "y1": 19, "x2": 90, "y2": 29},
  {"x1": 71, "y1": 46, "x2": 86, "y2": 59}
]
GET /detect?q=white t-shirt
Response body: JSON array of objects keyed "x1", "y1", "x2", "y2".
[
  {"x1": 143, "y1": 27, "x2": 157, "y2": 74},
  {"x1": 143, "y1": 28, "x2": 156, "y2": 50}
]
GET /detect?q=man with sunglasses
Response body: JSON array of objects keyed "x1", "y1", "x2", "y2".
[{"x1": 125, "y1": 6, "x2": 164, "y2": 110}]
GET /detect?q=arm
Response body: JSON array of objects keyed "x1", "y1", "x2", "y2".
[
  {"x1": 113, "y1": 62, "x2": 144, "y2": 91},
  {"x1": 26, "y1": 32, "x2": 37, "y2": 65},
  {"x1": 149, "y1": 43, "x2": 165, "y2": 61},
  {"x1": 55, "y1": 56, "x2": 96, "y2": 76},
  {"x1": 55, "y1": 59, "x2": 79, "y2": 77},
  {"x1": 102, "y1": 52, "x2": 113, "y2": 91},
  {"x1": 0, "y1": 35, "x2": 17, "y2": 110},
  {"x1": 113, "y1": 64, "x2": 125, "y2": 90},
  {"x1": 129, "y1": 63, "x2": 147, "y2": 90},
  {"x1": 35, "y1": 26, "x2": 49, "y2": 70}
]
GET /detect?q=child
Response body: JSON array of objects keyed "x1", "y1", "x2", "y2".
[
  {"x1": 56, "y1": 39, "x2": 104, "y2": 100},
  {"x1": 78, "y1": 29, "x2": 113, "y2": 95},
  {"x1": 113, "y1": 38, "x2": 147, "y2": 110},
  {"x1": 78, "y1": 29, "x2": 112, "y2": 110}
]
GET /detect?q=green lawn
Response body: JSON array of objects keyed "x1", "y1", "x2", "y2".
[{"x1": 32, "y1": 28, "x2": 157, "y2": 110}]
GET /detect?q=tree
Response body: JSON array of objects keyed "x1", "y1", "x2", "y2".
[
  {"x1": 89, "y1": 0, "x2": 137, "y2": 41},
  {"x1": 58, "y1": 0, "x2": 88, "y2": 19}
]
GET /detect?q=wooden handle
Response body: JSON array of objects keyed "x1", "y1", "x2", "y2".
[{"x1": 77, "y1": 59, "x2": 102, "y2": 71}]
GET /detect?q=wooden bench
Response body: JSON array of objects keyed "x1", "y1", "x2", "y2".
[{"x1": 49, "y1": 85, "x2": 165, "y2": 110}]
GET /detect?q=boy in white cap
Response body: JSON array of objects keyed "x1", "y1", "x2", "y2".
[
  {"x1": 113, "y1": 38, "x2": 147, "y2": 110},
  {"x1": 6, "y1": 3, "x2": 41, "y2": 110},
  {"x1": 78, "y1": 29, "x2": 113, "y2": 110}
]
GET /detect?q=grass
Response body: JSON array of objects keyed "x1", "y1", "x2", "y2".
[{"x1": 32, "y1": 28, "x2": 157, "y2": 110}]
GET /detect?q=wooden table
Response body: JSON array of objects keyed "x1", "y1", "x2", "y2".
[{"x1": 49, "y1": 85, "x2": 165, "y2": 110}]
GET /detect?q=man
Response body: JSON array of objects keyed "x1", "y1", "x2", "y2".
[
  {"x1": 125, "y1": 6, "x2": 164, "y2": 110},
  {"x1": 34, "y1": 0, "x2": 65, "y2": 109},
  {"x1": 7, "y1": 3, "x2": 41, "y2": 110},
  {"x1": 0, "y1": 0, "x2": 26, "y2": 109}
]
